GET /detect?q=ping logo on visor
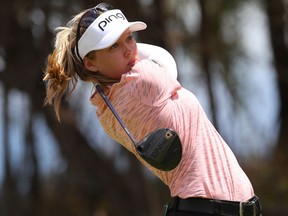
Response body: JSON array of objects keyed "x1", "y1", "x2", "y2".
[
  {"x1": 98, "y1": 11, "x2": 126, "y2": 31},
  {"x1": 76, "y1": 9, "x2": 146, "y2": 60}
]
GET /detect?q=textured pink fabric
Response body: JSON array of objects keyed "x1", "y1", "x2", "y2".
[{"x1": 91, "y1": 59, "x2": 254, "y2": 201}]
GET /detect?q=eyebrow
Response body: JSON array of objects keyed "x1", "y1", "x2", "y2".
[
  {"x1": 104, "y1": 30, "x2": 133, "y2": 51},
  {"x1": 123, "y1": 30, "x2": 132, "y2": 36},
  {"x1": 116, "y1": 30, "x2": 132, "y2": 42}
]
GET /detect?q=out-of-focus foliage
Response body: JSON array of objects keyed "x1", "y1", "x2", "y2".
[{"x1": 0, "y1": 0, "x2": 287, "y2": 215}]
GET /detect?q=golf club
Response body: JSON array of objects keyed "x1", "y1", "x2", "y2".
[{"x1": 95, "y1": 84, "x2": 182, "y2": 171}]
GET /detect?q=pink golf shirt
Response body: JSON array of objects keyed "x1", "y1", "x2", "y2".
[{"x1": 90, "y1": 45, "x2": 254, "y2": 201}]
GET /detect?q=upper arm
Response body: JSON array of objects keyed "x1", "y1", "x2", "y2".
[{"x1": 137, "y1": 43, "x2": 178, "y2": 80}]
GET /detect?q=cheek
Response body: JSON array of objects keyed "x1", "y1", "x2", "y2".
[
  {"x1": 133, "y1": 44, "x2": 139, "y2": 58},
  {"x1": 132, "y1": 42, "x2": 138, "y2": 52},
  {"x1": 101, "y1": 59, "x2": 123, "y2": 77}
]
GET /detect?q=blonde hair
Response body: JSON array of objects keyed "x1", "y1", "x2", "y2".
[{"x1": 43, "y1": 10, "x2": 118, "y2": 121}]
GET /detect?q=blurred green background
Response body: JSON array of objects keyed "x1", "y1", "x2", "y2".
[{"x1": 0, "y1": 0, "x2": 287, "y2": 215}]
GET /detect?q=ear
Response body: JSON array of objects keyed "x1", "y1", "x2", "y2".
[{"x1": 83, "y1": 57, "x2": 98, "y2": 72}]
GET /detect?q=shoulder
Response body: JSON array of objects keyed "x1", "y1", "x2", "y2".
[
  {"x1": 137, "y1": 43, "x2": 178, "y2": 79},
  {"x1": 137, "y1": 43, "x2": 172, "y2": 60},
  {"x1": 121, "y1": 59, "x2": 180, "y2": 106}
]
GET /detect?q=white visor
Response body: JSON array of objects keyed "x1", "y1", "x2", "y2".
[{"x1": 77, "y1": 9, "x2": 147, "y2": 59}]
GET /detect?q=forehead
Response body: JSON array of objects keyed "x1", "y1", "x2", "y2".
[
  {"x1": 104, "y1": 29, "x2": 132, "y2": 48},
  {"x1": 92, "y1": 29, "x2": 133, "y2": 57},
  {"x1": 115, "y1": 29, "x2": 132, "y2": 42}
]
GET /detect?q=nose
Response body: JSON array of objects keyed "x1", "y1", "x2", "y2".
[{"x1": 124, "y1": 44, "x2": 134, "y2": 57}]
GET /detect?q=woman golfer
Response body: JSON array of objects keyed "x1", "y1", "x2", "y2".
[{"x1": 43, "y1": 2, "x2": 261, "y2": 215}]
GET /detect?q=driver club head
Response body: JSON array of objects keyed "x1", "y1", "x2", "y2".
[
  {"x1": 95, "y1": 85, "x2": 182, "y2": 171},
  {"x1": 135, "y1": 128, "x2": 182, "y2": 171}
]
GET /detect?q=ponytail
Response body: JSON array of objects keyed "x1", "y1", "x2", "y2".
[
  {"x1": 43, "y1": 11, "x2": 119, "y2": 121},
  {"x1": 43, "y1": 23, "x2": 79, "y2": 121}
]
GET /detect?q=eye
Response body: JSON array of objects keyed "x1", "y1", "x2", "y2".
[
  {"x1": 110, "y1": 43, "x2": 119, "y2": 49},
  {"x1": 127, "y1": 34, "x2": 134, "y2": 42}
]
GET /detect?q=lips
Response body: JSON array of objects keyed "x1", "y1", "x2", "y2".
[{"x1": 128, "y1": 59, "x2": 136, "y2": 67}]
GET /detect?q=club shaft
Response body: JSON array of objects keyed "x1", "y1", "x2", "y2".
[{"x1": 95, "y1": 84, "x2": 137, "y2": 145}]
